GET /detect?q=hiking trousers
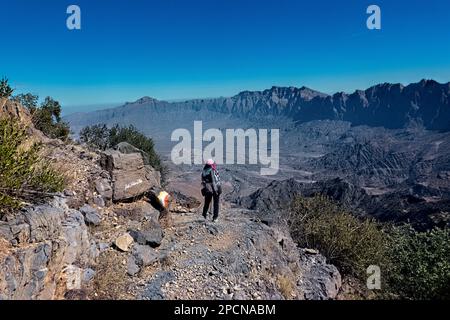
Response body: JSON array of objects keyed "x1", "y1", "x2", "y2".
[{"x1": 203, "y1": 192, "x2": 220, "y2": 220}]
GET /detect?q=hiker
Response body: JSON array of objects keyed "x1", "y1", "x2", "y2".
[{"x1": 201, "y1": 158, "x2": 222, "y2": 222}]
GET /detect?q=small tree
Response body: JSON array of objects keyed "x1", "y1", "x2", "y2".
[
  {"x1": 0, "y1": 77, "x2": 14, "y2": 99},
  {"x1": 32, "y1": 97, "x2": 70, "y2": 140},
  {"x1": 41, "y1": 96, "x2": 63, "y2": 122},
  {"x1": 80, "y1": 123, "x2": 109, "y2": 150},
  {"x1": 12, "y1": 93, "x2": 39, "y2": 113}
]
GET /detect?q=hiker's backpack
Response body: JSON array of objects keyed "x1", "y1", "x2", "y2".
[
  {"x1": 212, "y1": 167, "x2": 222, "y2": 195},
  {"x1": 201, "y1": 167, "x2": 222, "y2": 195}
]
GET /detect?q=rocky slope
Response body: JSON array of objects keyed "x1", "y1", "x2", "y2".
[
  {"x1": 240, "y1": 177, "x2": 450, "y2": 231},
  {"x1": 0, "y1": 196, "x2": 98, "y2": 299},
  {"x1": 129, "y1": 207, "x2": 341, "y2": 300}
]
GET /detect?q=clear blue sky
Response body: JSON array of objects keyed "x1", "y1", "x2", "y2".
[{"x1": 1, "y1": 0, "x2": 450, "y2": 112}]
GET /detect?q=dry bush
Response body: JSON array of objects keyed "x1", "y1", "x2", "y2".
[
  {"x1": 289, "y1": 195, "x2": 389, "y2": 279},
  {"x1": 92, "y1": 251, "x2": 130, "y2": 300},
  {"x1": 276, "y1": 273, "x2": 297, "y2": 300}
]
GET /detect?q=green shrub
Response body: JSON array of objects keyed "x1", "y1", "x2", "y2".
[
  {"x1": 12, "y1": 93, "x2": 39, "y2": 113},
  {"x1": 32, "y1": 97, "x2": 70, "y2": 140},
  {"x1": 289, "y1": 195, "x2": 389, "y2": 279},
  {"x1": 0, "y1": 77, "x2": 14, "y2": 98},
  {"x1": 387, "y1": 226, "x2": 450, "y2": 300},
  {"x1": 80, "y1": 124, "x2": 164, "y2": 176},
  {"x1": 79, "y1": 123, "x2": 109, "y2": 150},
  {"x1": 0, "y1": 117, "x2": 65, "y2": 213},
  {"x1": 11, "y1": 92, "x2": 70, "y2": 140},
  {"x1": 289, "y1": 195, "x2": 450, "y2": 300}
]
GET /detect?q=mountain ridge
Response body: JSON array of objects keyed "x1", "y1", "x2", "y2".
[{"x1": 65, "y1": 79, "x2": 450, "y2": 132}]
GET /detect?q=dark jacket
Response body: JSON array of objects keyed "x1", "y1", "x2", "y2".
[{"x1": 201, "y1": 165, "x2": 222, "y2": 196}]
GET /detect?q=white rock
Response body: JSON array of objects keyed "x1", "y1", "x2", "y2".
[{"x1": 115, "y1": 233, "x2": 134, "y2": 251}]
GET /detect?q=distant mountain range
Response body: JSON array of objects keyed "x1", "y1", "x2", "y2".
[{"x1": 66, "y1": 79, "x2": 450, "y2": 132}]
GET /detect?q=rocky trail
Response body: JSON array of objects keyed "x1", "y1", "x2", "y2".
[
  {"x1": 135, "y1": 205, "x2": 298, "y2": 300},
  {"x1": 97, "y1": 190, "x2": 340, "y2": 301}
]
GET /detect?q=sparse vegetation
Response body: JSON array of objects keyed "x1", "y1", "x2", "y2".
[
  {"x1": 0, "y1": 117, "x2": 65, "y2": 214},
  {"x1": 276, "y1": 274, "x2": 297, "y2": 299},
  {"x1": 12, "y1": 93, "x2": 39, "y2": 113},
  {"x1": 79, "y1": 123, "x2": 109, "y2": 150},
  {"x1": 12, "y1": 92, "x2": 70, "y2": 140},
  {"x1": 32, "y1": 97, "x2": 71, "y2": 140},
  {"x1": 387, "y1": 226, "x2": 450, "y2": 300},
  {"x1": 289, "y1": 195, "x2": 389, "y2": 279},
  {"x1": 80, "y1": 123, "x2": 165, "y2": 177},
  {"x1": 289, "y1": 195, "x2": 450, "y2": 300},
  {"x1": 92, "y1": 251, "x2": 130, "y2": 300}
]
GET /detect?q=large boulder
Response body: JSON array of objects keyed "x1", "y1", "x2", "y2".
[
  {"x1": 113, "y1": 142, "x2": 161, "y2": 190},
  {"x1": 0, "y1": 99, "x2": 33, "y2": 126},
  {"x1": 114, "y1": 142, "x2": 150, "y2": 165},
  {"x1": 100, "y1": 148, "x2": 160, "y2": 201},
  {"x1": 145, "y1": 166, "x2": 161, "y2": 192}
]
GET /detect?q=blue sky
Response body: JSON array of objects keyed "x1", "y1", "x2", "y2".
[{"x1": 1, "y1": 0, "x2": 450, "y2": 113}]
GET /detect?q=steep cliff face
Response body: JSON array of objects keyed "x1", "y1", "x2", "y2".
[
  {"x1": 0, "y1": 197, "x2": 98, "y2": 299},
  {"x1": 299, "y1": 80, "x2": 450, "y2": 130}
]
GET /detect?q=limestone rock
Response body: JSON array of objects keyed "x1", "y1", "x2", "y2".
[
  {"x1": 127, "y1": 256, "x2": 140, "y2": 276},
  {"x1": 93, "y1": 196, "x2": 105, "y2": 208},
  {"x1": 81, "y1": 207, "x2": 100, "y2": 225},
  {"x1": 22, "y1": 202, "x2": 65, "y2": 243},
  {"x1": 82, "y1": 268, "x2": 96, "y2": 283},
  {"x1": 115, "y1": 233, "x2": 134, "y2": 252},
  {"x1": 0, "y1": 197, "x2": 97, "y2": 300},
  {"x1": 298, "y1": 248, "x2": 342, "y2": 300},
  {"x1": 132, "y1": 244, "x2": 158, "y2": 267},
  {"x1": 79, "y1": 204, "x2": 101, "y2": 226},
  {"x1": 129, "y1": 220, "x2": 164, "y2": 248},
  {"x1": 100, "y1": 149, "x2": 160, "y2": 201},
  {"x1": 94, "y1": 178, "x2": 113, "y2": 201}
]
